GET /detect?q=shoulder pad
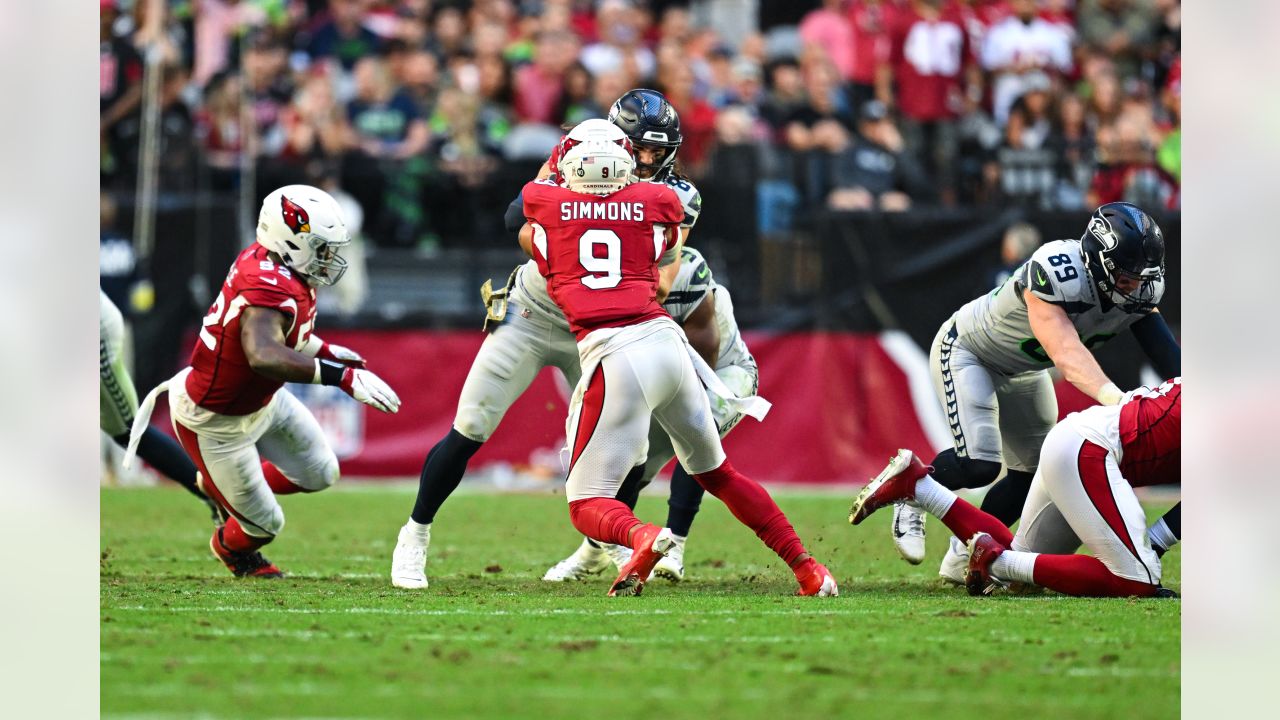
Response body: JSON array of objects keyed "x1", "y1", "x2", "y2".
[
  {"x1": 1024, "y1": 240, "x2": 1090, "y2": 307},
  {"x1": 662, "y1": 174, "x2": 702, "y2": 228}
]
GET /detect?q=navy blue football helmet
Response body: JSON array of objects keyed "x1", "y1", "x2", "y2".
[
  {"x1": 1081, "y1": 202, "x2": 1166, "y2": 312},
  {"x1": 607, "y1": 88, "x2": 682, "y2": 178}
]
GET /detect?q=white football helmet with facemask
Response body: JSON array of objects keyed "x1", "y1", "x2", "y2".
[{"x1": 257, "y1": 185, "x2": 350, "y2": 287}]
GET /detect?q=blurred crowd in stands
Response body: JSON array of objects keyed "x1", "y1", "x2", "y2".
[{"x1": 101, "y1": 0, "x2": 1181, "y2": 250}]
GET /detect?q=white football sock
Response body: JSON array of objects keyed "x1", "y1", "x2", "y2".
[
  {"x1": 914, "y1": 476, "x2": 958, "y2": 518},
  {"x1": 991, "y1": 549, "x2": 1038, "y2": 584},
  {"x1": 404, "y1": 519, "x2": 431, "y2": 541}
]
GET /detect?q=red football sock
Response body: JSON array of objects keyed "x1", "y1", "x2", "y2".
[
  {"x1": 568, "y1": 497, "x2": 643, "y2": 547},
  {"x1": 694, "y1": 460, "x2": 807, "y2": 567},
  {"x1": 1032, "y1": 554, "x2": 1158, "y2": 598},
  {"x1": 219, "y1": 516, "x2": 272, "y2": 552},
  {"x1": 263, "y1": 462, "x2": 307, "y2": 495},
  {"x1": 939, "y1": 497, "x2": 1014, "y2": 546}
]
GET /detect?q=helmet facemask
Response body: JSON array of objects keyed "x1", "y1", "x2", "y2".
[
  {"x1": 295, "y1": 231, "x2": 350, "y2": 287},
  {"x1": 1089, "y1": 252, "x2": 1164, "y2": 312}
]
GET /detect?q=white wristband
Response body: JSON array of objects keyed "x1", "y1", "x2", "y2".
[
  {"x1": 301, "y1": 335, "x2": 325, "y2": 357},
  {"x1": 1097, "y1": 382, "x2": 1124, "y2": 406},
  {"x1": 312, "y1": 358, "x2": 323, "y2": 384}
]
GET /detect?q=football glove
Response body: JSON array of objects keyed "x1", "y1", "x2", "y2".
[{"x1": 340, "y1": 368, "x2": 401, "y2": 413}]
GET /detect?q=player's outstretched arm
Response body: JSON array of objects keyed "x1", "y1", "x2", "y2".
[
  {"x1": 1025, "y1": 290, "x2": 1124, "y2": 405},
  {"x1": 241, "y1": 307, "x2": 401, "y2": 413},
  {"x1": 681, "y1": 290, "x2": 720, "y2": 367},
  {"x1": 1130, "y1": 310, "x2": 1181, "y2": 379}
]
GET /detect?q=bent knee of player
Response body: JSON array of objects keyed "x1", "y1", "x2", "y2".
[
  {"x1": 243, "y1": 506, "x2": 286, "y2": 538},
  {"x1": 302, "y1": 452, "x2": 341, "y2": 491},
  {"x1": 452, "y1": 407, "x2": 497, "y2": 443}
]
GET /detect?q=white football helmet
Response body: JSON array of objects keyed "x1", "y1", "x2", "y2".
[
  {"x1": 566, "y1": 118, "x2": 629, "y2": 145},
  {"x1": 558, "y1": 139, "x2": 635, "y2": 196},
  {"x1": 256, "y1": 184, "x2": 350, "y2": 286}
]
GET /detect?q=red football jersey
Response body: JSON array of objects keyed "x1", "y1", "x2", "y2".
[
  {"x1": 888, "y1": 7, "x2": 972, "y2": 121},
  {"x1": 1118, "y1": 378, "x2": 1181, "y2": 488},
  {"x1": 522, "y1": 179, "x2": 685, "y2": 339},
  {"x1": 185, "y1": 243, "x2": 317, "y2": 415}
]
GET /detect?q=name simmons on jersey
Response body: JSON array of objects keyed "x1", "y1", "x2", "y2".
[
  {"x1": 950, "y1": 238, "x2": 1162, "y2": 376},
  {"x1": 559, "y1": 200, "x2": 648, "y2": 222},
  {"x1": 512, "y1": 174, "x2": 702, "y2": 328}
]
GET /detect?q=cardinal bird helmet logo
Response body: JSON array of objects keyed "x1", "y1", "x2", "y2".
[{"x1": 281, "y1": 195, "x2": 311, "y2": 234}]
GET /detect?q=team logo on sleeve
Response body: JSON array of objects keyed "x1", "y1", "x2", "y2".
[
  {"x1": 1029, "y1": 261, "x2": 1052, "y2": 291},
  {"x1": 281, "y1": 195, "x2": 311, "y2": 234}
]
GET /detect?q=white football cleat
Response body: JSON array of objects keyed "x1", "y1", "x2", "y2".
[
  {"x1": 543, "y1": 538, "x2": 612, "y2": 581},
  {"x1": 938, "y1": 534, "x2": 969, "y2": 586},
  {"x1": 892, "y1": 502, "x2": 927, "y2": 565},
  {"x1": 391, "y1": 522, "x2": 431, "y2": 589},
  {"x1": 650, "y1": 535, "x2": 686, "y2": 582}
]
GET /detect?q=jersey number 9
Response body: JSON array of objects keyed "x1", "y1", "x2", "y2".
[{"x1": 579, "y1": 229, "x2": 622, "y2": 289}]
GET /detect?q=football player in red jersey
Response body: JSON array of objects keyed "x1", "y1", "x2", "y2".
[
  {"x1": 519, "y1": 135, "x2": 837, "y2": 597},
  {"x1": 125, "y1": 185, "x2": 401, "y2": 578},
  {"x1": 849, "y1": 378, "x2": 1182, "y2": 598}
]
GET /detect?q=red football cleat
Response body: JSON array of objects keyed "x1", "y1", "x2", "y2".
[
  {"x1": 608, "y1": 525, "x2": 675, "y2": 597},
  {"x1": 848, "y1": 449, "x2": 931, "y2": 525},
  {"x1": 209, "y1": 527, "x2": 284, "y2": 579},
  {"x1": 965, "y1": 532, "x2": 1006, "y2": 596},
  {"x1": 794, "y1": 558, "x2": 839, "y2": 597}
]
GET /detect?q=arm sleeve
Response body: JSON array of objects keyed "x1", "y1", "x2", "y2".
[
  {"x1": 503, "y1": 193, "x2": 525, "y2": 233},
  {"x1": 1130, "y1": 312, "x2": 1181, "y2": 379}
]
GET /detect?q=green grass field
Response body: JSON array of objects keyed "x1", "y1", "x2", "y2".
[{"x1": 101, "y1": 485, "x2": 1179, "y2": 720}]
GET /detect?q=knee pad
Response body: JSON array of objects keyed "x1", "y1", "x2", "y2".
[{"x1": 928, "y1": 449, "x2": 1001, "y2": 490}]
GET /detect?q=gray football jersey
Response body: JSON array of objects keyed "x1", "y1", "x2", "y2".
[
  {"x1": 661, "y1": 246, "x2": 753, "y2": 372},
  {"x1": 507, "y1": 176, "x2": 702, "y2": 328},
  {"x1": 951, "y1": 238, "x2": 1161, "y2": 376}
]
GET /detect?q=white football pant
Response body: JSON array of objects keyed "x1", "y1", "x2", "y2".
[
  {"x1": 452, "y1": 300, "x2": 581, "y2": 442},
  {"x1": 565, "y1": 325, "x2": 726, "y2": 502},
  {"x1": 1011, "y1": 415, "x2": 1162, "y2": 585},
  {"x1": 930, "y1": 321, "x2": 1057, "y2": 473},
  {"x1": 169, "y1": 371, "x2": 338, "y2": 537}
]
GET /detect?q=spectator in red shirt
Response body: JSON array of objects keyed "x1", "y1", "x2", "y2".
[
  {"x1": 884, "y1": 0, "x2": 979, "y2": 204},
  {"x1": 512, "y1": 31, "x2": 579, "y2": 125},
  {"x1": 846, "y1": 0, "x2": 898, "y2": 113}
]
